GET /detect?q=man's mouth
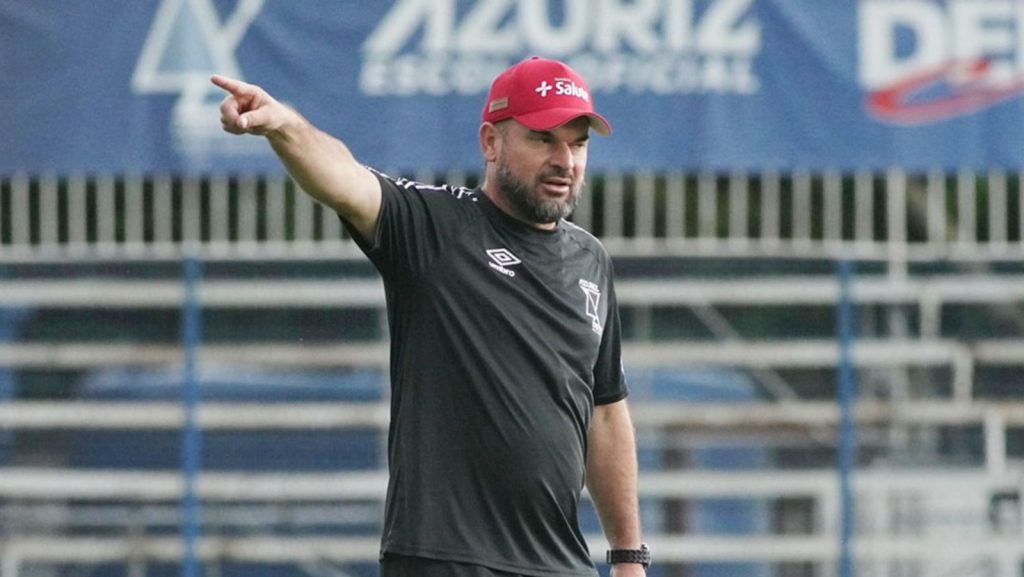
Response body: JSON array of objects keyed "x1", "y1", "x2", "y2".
[{"x1": 539, "y1": 176, "x2": 572, "y2": 197}]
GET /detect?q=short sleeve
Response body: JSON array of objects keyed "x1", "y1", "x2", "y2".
[
  {"x1": 592, "y1": 269, "x2": 628, "y2": 405},
  {"x1": 341, "y1": 170, "x2": 477, "y2": 281}
]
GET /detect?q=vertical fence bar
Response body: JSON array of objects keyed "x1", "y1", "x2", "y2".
[
  {"x1": 823, "y1": 170, "x2": 842, "y2": 243},
  {"x1": 1019, "y1": 171, "x2": 1024, "y2": 248},
  {"x1": 96, "y1": 173, "x2": 117, "y2": 246},
  {"x1": 39, "y1": 174, "x2": 59, "y2": 247},
  {"x1": 1, "y1": 552, "x2": 20, "y2": 577},
  {"x1": 988, "y1": 169, "x2": 1007, "y2": 248},
  {"x1": 181, "y1": 176, "x2": 202, "y2": 247},
  {"x1": 414, "y1": 169, "x2": 436, "y2": 186},
  {"x1": 321, "y1": 196, "x2": 343, "y2": 242},
  {"x1": 664, "y1": 172, "x2": 685, "y2": 240},
  {"x1": 125, "y1": 174, "x2": 145, "y2": 247},
  {"x1": 237, "y1": 175, "x2": 258, "y2": 243},
  {"x1": 854, "y1": 170, "x2": 874, "y2": 247},
  {"x1": 957, "y1": 169, "x2": 977, "y2": 247},
  {"x1": 265, "y1": 174, "x2": 287, "y2": 244},
  {"x1": 294, "y1": 194, "x2": 315, "y2": 243},
  {"x1": 180, "y1": 255, "x2": 203, "y2": 577},
  {"x1": 697, "y1": 172, "x2": 717, "y2": 244},
  {"x1": 209, "y1": 176, "x2": 230, "y2": 244},
  {"x1": 11, "y1": 174, "x2": 30, "y2": 247},
  {"x1": 446, "y1": 170, "x2": 467, "y2": 189},
  {"x1": 926, "y1": 169, "x2": 946, "y2": 245},
  {"x1": 985, "y1": 411, "x2": 1007, "y2": 476},
  {"x1": 836, "y1": 258, "x2": 858, "y2": 577},
  {"x1": 760, "y1": 170, "x2": 780, "y2": 250},
  {"x1": 0, "y1": 177, "x2": 5, "y2": 248},
  {"x1": 634, "y1": 171, "x2": 656, "y2": 242},
  {"x1": 153, "y1": 175, "x2": 174, "y2": 246},
  {"x1": 68, "y1": 174, "x2": 88, "y2": 247},
  {"x1": 603, "y1": 171, "x2": 624, "y2": 239},
  {"x1": 728, "y1": 171, "x2": 748, "y2": 246},
  {"x1": 887, "y1": 169, "x2": 908, "y2": 280},
  {"x1": 792, "y1": 170, "x2": 812, "y2": 246}
]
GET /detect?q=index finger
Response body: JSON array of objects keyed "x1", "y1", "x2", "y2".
[{"x1": 210, "y1": 74, "x2": 250, "y2": 96}]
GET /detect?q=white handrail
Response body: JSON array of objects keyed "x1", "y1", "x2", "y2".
[{"x1": 1, "y1": 400, "x2": 1022, "y2": 430}]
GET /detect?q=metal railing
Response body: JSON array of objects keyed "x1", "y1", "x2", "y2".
[
  {"x1": 4, "y1": 169, "x2": 1024, "y2": 577},
  {"x1": 4, "y1": 170, "x2": 1024, "y2": 265}
]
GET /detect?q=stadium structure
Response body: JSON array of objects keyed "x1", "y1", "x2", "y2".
[{"x1": 3, "y1": 2, "x2": 1024, "y2": 577}]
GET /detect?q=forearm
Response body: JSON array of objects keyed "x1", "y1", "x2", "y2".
[
  {"x1": 211, "y1": 75, "x2": 382, "y2": 240},
  {"x1": 586, "y1": 400, "x2": 642, "y2": 549},
  {"x1": 266, "y1": 112, "x2": 380, "y2": 238}
]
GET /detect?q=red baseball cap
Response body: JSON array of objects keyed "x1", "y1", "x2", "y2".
[{"x1": 482, "y1": 57, "x2": 611, "y2": 136}]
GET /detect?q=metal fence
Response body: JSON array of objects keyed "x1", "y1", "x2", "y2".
[
  {"x1": 3, "y1": 169, "x2": 1024, "y2": 265},
  {"x1": 3, "y1": 169, "x2": 1024, "y2": 577}
]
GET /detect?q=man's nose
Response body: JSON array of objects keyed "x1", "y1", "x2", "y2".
[{"x1": 549, "y1": 142, "x2": 574, "y2": 170}]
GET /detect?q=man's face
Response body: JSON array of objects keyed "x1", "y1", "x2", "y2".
[{"x1": 493, "y1": 117, "x2": 590, "y2": 225}]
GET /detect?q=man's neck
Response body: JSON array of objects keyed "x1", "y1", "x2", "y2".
[{"x1": 479, "y1": 183, "x2": 558, "y2": 231}]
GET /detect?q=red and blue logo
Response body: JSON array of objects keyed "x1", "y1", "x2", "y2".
[{"x1": 867, "y1": 57, "x2": 1024, "y2": 124}]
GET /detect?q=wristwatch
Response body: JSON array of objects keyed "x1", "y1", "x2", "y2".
[{"x1": 606, "y1": 543, "x2": 651, "y2": 569}]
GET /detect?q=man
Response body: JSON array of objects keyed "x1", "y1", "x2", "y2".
[{"x1": 212, "y1": 56, "x2": 648, "y2": 577}]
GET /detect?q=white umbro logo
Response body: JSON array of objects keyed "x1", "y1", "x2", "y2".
[
  {"x1": 486, "y1": 248, "x2": 521, "y2": 277},
  {"x1": 535, "y1": 81, "x2": 553, "y2": 97}
]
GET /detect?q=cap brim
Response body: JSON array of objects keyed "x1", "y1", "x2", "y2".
[{"x1": 514, "y1": 109, "x2": 612, "y2": 136}]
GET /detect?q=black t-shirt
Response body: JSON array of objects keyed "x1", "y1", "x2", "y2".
[{"x1": 348, "y1": 171, "x2": 628, "y2": 577}]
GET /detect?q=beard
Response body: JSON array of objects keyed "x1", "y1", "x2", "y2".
[{"x1": 495, "y1": 162, "x2": 582, "y2": 225}]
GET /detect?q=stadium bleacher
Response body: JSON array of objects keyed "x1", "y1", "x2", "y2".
[{"x1": 1, "y1": 172, "x2": 1023, "y2": 577}]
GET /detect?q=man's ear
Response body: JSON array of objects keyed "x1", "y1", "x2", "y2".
[{"x1": 479, "y1": 122, "x2": 500, "y2": 163}]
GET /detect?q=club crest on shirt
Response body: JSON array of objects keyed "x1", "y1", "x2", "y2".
[{"x1": 579, "y1": 279, "x2": 603, "y2": 335}]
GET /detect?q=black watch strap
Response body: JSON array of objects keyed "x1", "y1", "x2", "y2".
[{"x1": 606, "y1": 543, "x2": 651, "y2": 569}]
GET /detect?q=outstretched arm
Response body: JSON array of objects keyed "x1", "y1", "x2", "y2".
[
  {"x1": 210, "y1": 75, "x2": 381, "y2": 241},
  {"x1": 587, "y1": 399, "x2": 646, "y2": 577}
]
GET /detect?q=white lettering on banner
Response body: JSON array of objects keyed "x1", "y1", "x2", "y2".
[
  {"x1": 360, "y1": 0, "x2": 761, "y2": 96},
  {"x1": 859, "y1": 0, "x2": 1024, "y2": 123},
  {"x1": 859, "y1": 0, "x2": 1024, "y2": 88},
  {"x1": 522, "y1": 0, "x2": 589, "y2": 55}
]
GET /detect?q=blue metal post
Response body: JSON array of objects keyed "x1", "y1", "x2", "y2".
[
  {"x1": 836, "y1": 259, "x2": 857, "y2": 577},
  {"x1": 181, "y1": 255, "x2": 203, "y2": 577}
]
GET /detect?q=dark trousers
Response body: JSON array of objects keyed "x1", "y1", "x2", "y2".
[{"x1": 380, "y1": 554, "x2": 527, "y2": 577}]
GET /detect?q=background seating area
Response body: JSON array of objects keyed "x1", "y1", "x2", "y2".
[{"x1": 1, "y1": 173, "x2": 1023, "y2": 577}]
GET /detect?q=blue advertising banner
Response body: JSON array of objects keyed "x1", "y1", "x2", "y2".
[{"x1": 3, "y1": 0, "x2": 1024, "y2": 174}]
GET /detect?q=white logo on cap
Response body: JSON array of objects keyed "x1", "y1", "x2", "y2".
[
  {"x1": 554, "y1": 77, "x2": 590, "y2": 102},
  {"x1": 536, "y1": 78, "x2": 590, "y2": 102}
]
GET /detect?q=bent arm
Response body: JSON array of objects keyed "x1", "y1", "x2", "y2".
[
  {"x1": 587, "y1": 399, "x2": 645, "y2": 576},
  {"x1": 211, "y1": 75, "x2": 381, "y2": 241}
]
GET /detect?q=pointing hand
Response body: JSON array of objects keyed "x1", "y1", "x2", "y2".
[{"x1": 210, "y1": 74, "x2": 289, "y2": 135}]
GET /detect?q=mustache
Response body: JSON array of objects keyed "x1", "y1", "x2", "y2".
[
  {"x1": 537, "y1": 169, "x2": 585, "y2": 194},
  {"x1": 537, "y1": 168, "x2": 573, "y2": 183}
]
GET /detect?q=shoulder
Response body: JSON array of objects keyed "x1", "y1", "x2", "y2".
[
  {"x1": 370, "y1": 168, "x2": 476, "y2": 203},
  {"x1": 561, "y1": 219, "x2": 613, "y2": 266},
  {"x1": 366, "y1": 168, "x2": 484, "y2": 247}
]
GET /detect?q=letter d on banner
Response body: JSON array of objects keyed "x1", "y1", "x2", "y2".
[{"x1": 858, "y1": 0, "x2": 947, "y2": 89}]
